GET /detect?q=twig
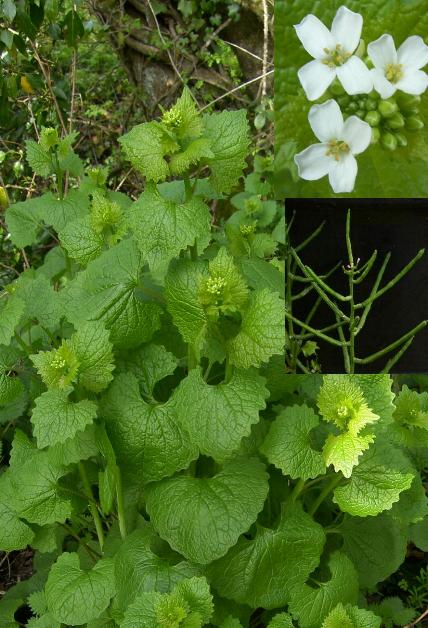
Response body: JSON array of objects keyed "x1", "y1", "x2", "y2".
[
  {"x1": 261, "y1": 0, "x2": 269, "y2": 97},
  {"x1": 405, "y1": 607, "x2": 428, "y2": 627},
  {"x1": 115, "y1": 166, "x2": 134, "y2": 191},
  {"x1": 69, "y1": 47, "x2": 78, "y2": 134},
  {"x1": 29, "y1": 40, "x2": 67, "y2": 135},
  {"x1": 199, "y1": 69, "x2": 274, "y2": 111}
]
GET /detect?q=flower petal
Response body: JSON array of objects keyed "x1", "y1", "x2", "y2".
[
  {"x1": 371, "y1": 68, "x2": 396, "y2": 98},
  {"x1": 340, "y1": 116, "x2": 372, "y2": 155},
  {"x1": 298, "y1": 60, "x2": 336, "y2": 101},
  {"x1": 398, "y1": 35, "x2": 428, "y2": 70},
  {"x1": 328, "y1": 153, "x2": 358, "y2": 193},
  {"x1": 294, "y1": 144, "x2": 333, "y2": 181},
  {"x1": 367, "y1": 34, "x2": 397, "y2": 69},
  {"x1": 331, "y1": 6, "x2": 363, "y2": 53},
  {"x1": 308, "y1": 100, "x2": 344, "y2": 142},
  {"x1": 396, "y1": 69, "x2": 428, "y2": 95},
  {"x1": 294, "y1": 14, "x2": 335, "y2": 59},
  {"x1": 336, "y1": 56, "x2": 373, "y2": 94}
]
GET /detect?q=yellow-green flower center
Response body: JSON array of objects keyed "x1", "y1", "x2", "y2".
[
  {"x1": 240, "y1": 223, "x2": 256, "y2": 236},
  {"x1": 206, "y1": 275, "x2": 227, "y2": 296},
  {"x1": 385, "y1": 63, "x2": 404, "y2": 83},
  {"x1": 337, "y1": 405, "x2": 350, "y2": 419},
  {"x1": 162, "y1": 109, "x2": 182, "y2": 129},
  {"x1": 326, "y1": 139, "x2": 350, "y2": 161},
  {"x1": 322, "y1": 44, "x2": 352, "y2": 67}
]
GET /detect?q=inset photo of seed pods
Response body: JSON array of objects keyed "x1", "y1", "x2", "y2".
[{"x1": 275, "y1": 1, "x2": 428, "y2": 198}]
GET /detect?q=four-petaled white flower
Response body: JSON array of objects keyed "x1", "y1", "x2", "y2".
[
  {"x1": 294, "y1": 100, "x2": 372, "y2": 193},
  {"x1": 368, "y1": 34, "x2": 428, "y2": 99},
  {"x1": 294, "y1": 5, "x2": 373, "y2": 101}
]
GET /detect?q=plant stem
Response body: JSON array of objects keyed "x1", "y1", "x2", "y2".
[
  {"x1": 355, "y1": 321, "x2": 427, "y2": 365},
  {"x1": 116, "y1": 466, "x2": 127, "y2": 540},
  {"x1": 309, "y1": 474, "x2": 342, "y2": 517},
  {"x1": 187, "y1": 343, "x2": 198, "y2": 371},
  {"x1": 78, "y1": 462, "x2": 105, "y2": 551},
  {"x1": 284, "y1": 310, "x2": 344, "y2": 348},
  {"x1": 13, "y1": 332, "x2": 32, "y2": 354},
  {"x1": 291, "y1": 478, "x2": 305, "y2": 501}
]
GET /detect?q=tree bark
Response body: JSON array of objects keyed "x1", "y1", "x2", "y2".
[{"x1": 88, "y1": 0, "x2": 272, "y2": 115}]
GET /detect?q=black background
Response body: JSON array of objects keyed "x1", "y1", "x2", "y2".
[{"x1": 286, "y1": 199, "x2": 428, "y2": 373}]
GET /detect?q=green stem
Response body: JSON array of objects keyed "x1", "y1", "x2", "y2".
[
  {"x1": 381, "y1": 337, "x2": 414, "y2": 374},
  {"x1": 348, "y1": 255, "x2": 356, "y2": 375},
  {"x1": 14, "y1": 331, "x2": 32, "y2": 354},
  {"x1": 285, "y1": 310, "x2": 345, "y2": 348},
  {"x1": 354, "y1": 253, "x2": 390, "y2": 335},
  {"x1": 336, "y1": 312, "x2": 351, "y2": 374},
  {"x1": 295, "y1": 220, "x2": 326, "y2": 252},
  {"x1": 355, "y1": 321, "x2": 427, "y2": 365},
  {"x1": 353, "y1": 250, "x2": 377, "y2": 284},
  {"x1": 309, "y1": 474, "x2": 343, "y2": 517},
  {"x1": 291, "y1": 478, "x2": 305, "y2": 502},
  {"x1": 187, "y1": 343, "x2": 198, "y2": 371},
  {"x1": 78, "y1": 462, "x2": 105, "y2": 551},
  {"x1": 116, "y1": 466, "x2": 127, "y2": 540},
  {"x1": 184, "y1": 176, "x2": 192, "y2": 201},
  {"x1": 189, "y1": 242, "x2": 198, "y2": 261}
]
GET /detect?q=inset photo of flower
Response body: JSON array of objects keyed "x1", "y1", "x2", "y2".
[{"x1": 275, "y1": 0, "x2": 428, "y2": 198}]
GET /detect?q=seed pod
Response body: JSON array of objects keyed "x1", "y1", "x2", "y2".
[
  {"x1": 406, "y1": 116, "x2": 424, "y2": 131},
  {"x1": 386, "y1": 113, "x2": 405, "y2": 130},
  {"x1": 394, "y1": 132, "x2": 408, "y2": 148},
  {"x1": 378, "y1": 100, "x2": 398, "y2": 118},
  {"x1": 381, "y1": 132, "x2": 398, "y2": 151},
  {"x1": 365, "y1": 110, "x2": 381, "y2": 127}
]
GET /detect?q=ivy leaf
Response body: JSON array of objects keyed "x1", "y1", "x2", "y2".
[
  {"x1": 228, "y1": 289, "x2": 284, "y2": 368},
  {"x1": 165, "y1": 258, "x2": 208, "y2": 348},
  {"x1": 114, "y1": 524, "x2": 201, "y2": 612},
  {"x1": 288, "y1": 552, "x2": 359, "y2": 628},
  {"x1": 117, "y1": 343, "x2": 178, "y2": 398},
  {"x1": 128, "y1": 187, "x2": 211, "y2": 274},
  {"x1": 0, "y1": 473, "x2": 34, "y2": 551},
  {"x1": 260, "y1": 404, "x2": 326, "y2": 480},
  {"x1": 333, "y1": 441, "x2": 414, "y2": 517},
  {"x1": 340, "y1": 513, "x2": 407, "y2": 588},
  {"x1": 207, "y1": 501, "x2": 325, "y2": 609},
  {"x1": 45, "y1": 553, "x2": 115, "y2": 625},
  {"x1": 145, "y1": 457, "x2": 269, "y2": 564},
  {"x1": 174, "y1": 367, "x2": 268, "y2": 462},
  {"x1": 62, "y1": 239, "x2": 161, "y2": 348},
  {"x1": 31, "y1": 387, "x2": 98, "y2": 449},
  {"x1": 102, "y1": 373, "x2": 197, "y2": 482},
  {"x1": 203, "y1": 110, "x2": 250, "y2": 194},
  {"x1": 321, "y1": 603, "x2": 381, "y2": 628}
]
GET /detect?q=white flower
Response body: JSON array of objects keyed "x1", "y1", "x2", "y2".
[
  {"x1": 367, "y1": 34, "x2": 428, "y2": 99},
  {"x1": 294, "y1": 100, "x2": 372, "y2": 193},
  {"x1": 294, "y1": 5, "x2": 373, "y2": 101}
]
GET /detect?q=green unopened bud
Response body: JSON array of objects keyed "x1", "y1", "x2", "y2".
[
  {"x1": 337, "y1": 95, "x2": 351, "y2": 108},
  {"x1": 381, "y1": 132, "x2": 398, "y2": 151},
  {"x1": 371, "y1": 127, "x2": 381, "y2": 144},
  {"x1": 348, "y1": 102, "x2": 359, "y2": 113},
  {"x1": 365, "y1": 98, "x2": 378, "y2": 111},
  {"x1": 364, "y1": 55, "x2": 374, "y2": 69},
  {"x1": 378, "y1": 100, "x2": 398, "y2": 118},
  {"x1": 406, "y1": 115, "x2": 424, "y2": 131},
  {"x1": 329, "y1": 81, "x2": 346, "y2": 96},
  {"x1": 0, "y1": 186, "x2": 9, "y2": 209},
  {"x1": 386, "y1": 112, "x2": 405, "y2": 129},
  {"x1": 356, "y1": 109, "x2": 365, "y2": 118},
  {"x1": 394, "y1": 132, "x2": 408, "y2": 147},
  {"x1": 365, "y1": 111, "x2": 381, "y2": 127},
  {"x1": 397, "y1": 94, "x2": 421, "y2": 112}
]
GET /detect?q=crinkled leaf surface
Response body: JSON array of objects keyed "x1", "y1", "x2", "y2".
[
  {"x1": 174, "y1": 367, "x2": 268, "y2": 462},
  {"x1": 340, "y1": 513, "x2": 407, "y2": 588},
  {"x1": 31, "y1": 387, "x2": 98, "y2": 449},
  {"x1": 62, "y1": 239, "x2": 161, "y2": 348},
  {"x1": 59, "y1": 215, "x2": 104, "y2": 265},
  {"x1": 260, "y1": 404, "x2": 326, "y2": 480},
  {"x1": 0, "y1": 473, "x2": 34, "y2": 552},
  {"x1": 70, "y1": 322, "x2": 115, "y2": 392},
  {"x1": 117, "y1": 343, "x2": 177, "y2": 398},
  {"x1": 102, "y1": 373, "x2": 197, "y2": 482},
  {"x1": 334, "y1": 441, "x2": 414, "y2": 516},
  {"x1": 228, "y1": 289, "x2": 284, "y2": 368},
  {"x1": 207, "y1": 501, "x2": 325, "y2": 609},
  {"x1": 145, "y1": 457, "x2": 269, "y2": 564},
  {"x1": 288, "y1": 552, "x2": 359, "y2": 628},
  {"x1": 322, "y1": 603, "x2": 381, "y2": 628},
  {"x1": 45, "y1": 553, "x2": 115, "y2": 625},
  {"x1": 128, "y1": 188, "x2": 211, "y2": 274}
]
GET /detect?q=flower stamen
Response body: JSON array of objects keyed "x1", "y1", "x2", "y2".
[
  {"x1": 322, "y1": 44, "x2": 352, "y2": 68},
  {"x1": 385, "y1": 63, "x2": 404, "y2": 83},
  {"x1": 326, "y1": 139, "x2": 350, "y2": 161}
]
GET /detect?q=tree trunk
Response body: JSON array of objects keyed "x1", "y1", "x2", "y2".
[{"x1": 88, "y1": 0, "x2": 272, "y2": 115}]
